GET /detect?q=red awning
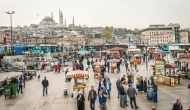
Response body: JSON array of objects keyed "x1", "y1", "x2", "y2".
[
  {"x1": 165, "y1": 63, "x2": 177, "y2": 68},
  {"x1": 179, "y1": 54, "x2": 190, "y2": 59}
]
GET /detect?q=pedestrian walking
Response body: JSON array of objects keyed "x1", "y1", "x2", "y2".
[
  {"x1": 105, "y1": 78, "x2": 112, "y2": 99},
  {"x1": 97, "y1": 79, "x2": 104, "y2": 94},
  {"x1": 123, "y1": 82, "x2": 129, "y2": 106},
  {"x1": 172, "y1": 99, "x2": 183, "y2": 110},
  {"x1": 143, "y1": 77, "x2": 147, "y2": 94},
  {"x1": 42, "y1": 77, "x2": 49, "y2": 96},
  {"x1": 119, "y1": 83, "x2": 126, "y2": 107},
  {"x1": 127, "y1": 84, "x2": 138, "y2": 109},
  {"x1": 97, "y1": 90, "x2": 108, "y2": 110},
  {"x1": 87, "y1": 59, "x2": 90, "y2": 68},
  {"x1": 17, "y1": 78, "x2": 23, "y2": 94},
  {"x1": 116, "y1": 77, "x2": 121, "y2": 98},
  {"x1": 88, "y1": 86, "x2": 97, "y2": 110},
  {"x1": 22, "y1": 73, "x2": 26, "y2": 88},
  {"x1": 77, "y1": 91, "x2": 85, "y2": 110},
  {"x1": 37, "y1": 70, "x2": 41, "y2": 81}
]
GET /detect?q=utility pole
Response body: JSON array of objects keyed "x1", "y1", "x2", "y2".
[
  {"x1": 143, "y1": 38, "x2": 150, "y2": 83},
  {"x1": 6, "y1": 11, "x2": 15, "y2": 53}
]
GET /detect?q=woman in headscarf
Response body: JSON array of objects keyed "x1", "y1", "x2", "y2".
[{"x1": 77, "y1": 91, "x2": 85, "y2": 110}]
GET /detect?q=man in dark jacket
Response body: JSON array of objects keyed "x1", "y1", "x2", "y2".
[
  {"x1": 88, "y1": 86, "x2": 97, "y2": 110},
  {"x1": 127, "y1": 84, "x2": 138, "y2": 109},
  {"x1": 42, "y1": 77, "x2": 49, "y2": 96},
  {"x1": 172, "y1": 99, "x2": 183, "y2": 110},
  {"x1": 116, "y1": 77, "x2": 121, "y2": 98},
  {"x1": 119, "y1": 83, "x2": 125, "y2": 107}
]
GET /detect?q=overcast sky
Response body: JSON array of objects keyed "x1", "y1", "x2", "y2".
[{"x1": 0, "y1": 0, "x2": 190, "y2": 29}]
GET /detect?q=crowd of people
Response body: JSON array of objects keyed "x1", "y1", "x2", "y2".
[{"x1": 1, "y1": 50, "x2": 190, "y2": 110}]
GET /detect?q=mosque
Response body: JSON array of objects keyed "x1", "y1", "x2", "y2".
[{"x1": 38, "y1": 9, "x2": 68, "y2": 29}]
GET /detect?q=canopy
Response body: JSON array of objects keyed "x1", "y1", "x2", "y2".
[
  {"x1": 93, "y1": 62, "x2": 105, "y2": 66},
  {"x1": 66, "y1": 70, "x2": 89, "y2": 78},
  {"x1": 133, "y1": 54, "x2": 143, "y2": 57},
  {"x1": 110, "y1": 47, "x2": 124, "y2": 51},
  {"x1": 178, "y1": 54, "x2": 190, "y2": 62},
  {"x1": 154, "y1": 51, "x2": 170, "y2": 54},
  {"x1": 98, "y1": 50, "x2": 110, "y2": 53},
  {"x1": 107, "y1": 59, "x2": 120, "y2": 63},
  {"x1": 179, "y1": 54, "x2": 190, "y2": 59},
  {"x1": 165, "y1": 63, "x2": 177, "y2": 68}
]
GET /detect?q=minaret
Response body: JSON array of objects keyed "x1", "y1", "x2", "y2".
[
  {"x1": 59, "y1": 9, "x2": 61, "y2": 24},
  {"x1": 51, "y1": 12, "x2": 53, "y2": 20},
  {"x1": 72, "y1": 16, "x2": 75, "y2": 28},
  {"x1": 65, "y1": 18, "x2": 66, "y2": 27},
  {"x1": 61, "y1": 11, "x2": 63, "y2": 24}
]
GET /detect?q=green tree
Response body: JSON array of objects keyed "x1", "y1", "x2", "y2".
[
  {"x1": 102, "y1": 26, "x2": 114, "y2": 41},
  {"x1": 132, "y1": 28, "x2": 141, "y2": 35}
]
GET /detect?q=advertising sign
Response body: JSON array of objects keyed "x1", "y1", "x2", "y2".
[{"x1": 155, "y1": 61, "x2": 165, "y2": 75}]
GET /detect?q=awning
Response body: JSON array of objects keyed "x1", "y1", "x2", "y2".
[
  {"x1": 110, "y1": 47, "x2": 124, "y2": 51},
  {"x1": 165, "y1": 63, "x2": 177, "y2": 68}
]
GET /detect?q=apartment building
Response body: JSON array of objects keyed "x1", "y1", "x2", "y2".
[
  {"x1": 0, "y1": 29, "x2": 11, "y2": 44},
  {"x1": 179, "y1": 29, "x2": 190, "y2": 43},
  {"x1": 141, "y1": 24, "x2": 180, "y2": 44}
]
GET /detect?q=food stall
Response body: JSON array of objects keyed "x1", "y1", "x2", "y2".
[
  {"x1": 66, "y1": 70, "x2": 89, "y2": 98},
  {"x1": 109, "y1": 47, "x2": 125, "y2": 58},
  {"x1": 131, "y1": 54, "x2": 143, "y2": 65},
  {"x1": 107, "y1": 59, "x2": 120, "y2": 73},
  {"x1": 164, "y1": 63, "x2": 179, "y2": 86},
  {"x1": 178, "y1": 54, "x2": 190, "y2": 79},
  {"x1": 93, "y1": 62, "x2": 104, "y2": 78},
  {"x1": 147, "y1": 47, "x2": 158, "y2": 53},
  {"x1": 98, "y1": 50, "x2": 110, "y2": 59},
  {"x1": 153, "y1": 51, "x2": 170, "y2": 63},
  {"x1": 155, "y1": 61, "x2": 165, "y2": 85}
]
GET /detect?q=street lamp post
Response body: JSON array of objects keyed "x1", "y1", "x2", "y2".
[{"x1": 6, "y1": 11, "x2": 15, "y2": 53}]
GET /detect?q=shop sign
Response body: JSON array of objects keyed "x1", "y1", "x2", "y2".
[
  {"x1": 155, "y1": 65, "x2": 165, "y2": 75},
  {"x1": 155, "y1": 61, "x2": 165, "y2": 65}
]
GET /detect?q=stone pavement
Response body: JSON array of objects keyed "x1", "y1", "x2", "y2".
[
  {"x1": 0, "y1": 59, "x2": 189, "y2": 110},
  {"x1": 0, "y1": 72, "x2": 22, "y2": 81}
]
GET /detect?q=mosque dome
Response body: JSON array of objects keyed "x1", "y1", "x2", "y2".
[
  {"x1": 38, "y1": 16, "x2": 57, "y2": 29},
  {"x1": 42, "y1": 16, "x2": 54, "y2": 22}
]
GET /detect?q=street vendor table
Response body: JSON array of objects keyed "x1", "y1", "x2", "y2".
[{"x1": 169, "y1": 75, "x2": 180, "y2": 84}]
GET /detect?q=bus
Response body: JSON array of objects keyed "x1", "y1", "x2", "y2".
[
  {"x1": 162, "y1": 44, "x2": 169, "y2": 51},
  {"x1": 13, "y1": 45, "x2": 25, "y2": 55},
  {"x1": 34, "y1": 44, "x2": 59, "y2": 54}
]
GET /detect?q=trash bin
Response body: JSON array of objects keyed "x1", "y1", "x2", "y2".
[
  {"x1": 11, "y1": 83, "x2": 18, "y2": 96},
  {"x1": 147, "y1": 85, "x2": 153, "y2": 100},
  {"x1": 63, "y1": 88, "x2": 68, "y2": 96},
  {"x1": 4, "y1": 86, "x2": 11, "y2": 99}
]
